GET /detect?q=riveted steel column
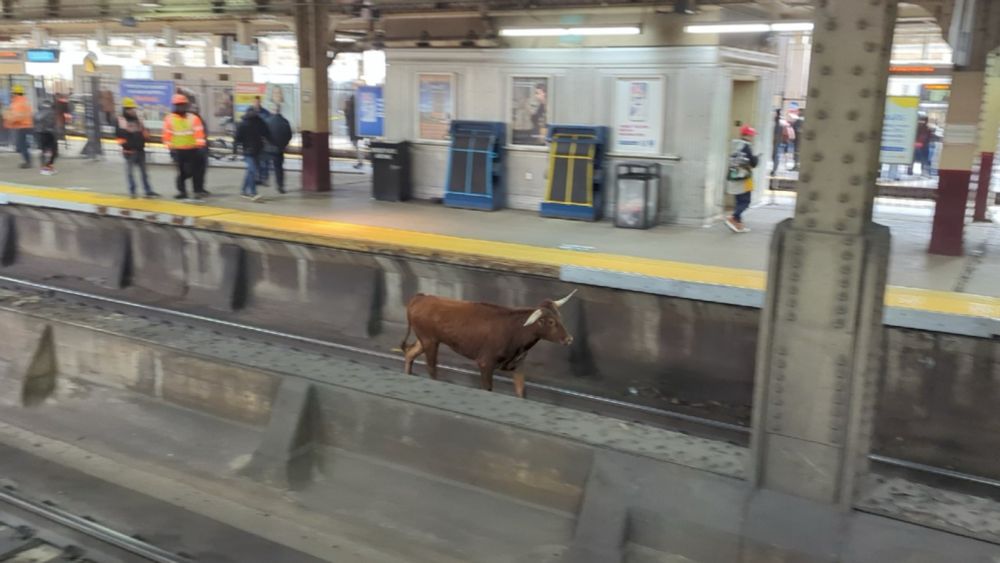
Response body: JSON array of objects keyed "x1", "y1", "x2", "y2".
[
  {"x1": 750, "y1": 0, "x2": 896, "y2": 507},
  {"x1": 295, "y1": 0, "x2": 331, "y2": 193}
]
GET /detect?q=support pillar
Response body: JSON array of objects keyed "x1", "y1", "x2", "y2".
[
  {"x1": 751, "y1": 0, "x2": 896, "y2": 508},
  {"x1": 928, "y1": 71, "x2": 984, "y2": 255},
  {"x1": 295, "y1": 0, "x2": 331, "y2": 193},
  {"x1": 972, "y1": 49, "x2": 1000, "y2": 222}
]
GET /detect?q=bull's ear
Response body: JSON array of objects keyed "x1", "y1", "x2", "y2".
[
  {"x1": 523, "y1": 309, "x2": 544, "y2": 327},
  {"x1": 553, "y1": 289, "x2": 577, "y2": 308}
]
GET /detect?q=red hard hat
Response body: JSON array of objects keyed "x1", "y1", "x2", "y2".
[
  {"x1": 172, "y1": 93, "x2": 189, "y2": 105},
  {"x1": 740, "y1": 125, "x2": 757, "y2": 137}
]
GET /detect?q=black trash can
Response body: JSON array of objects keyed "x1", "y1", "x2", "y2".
[
  {"x1": 370, "y1": 140, "x2": 411, "y2": 202},
  {"x1": 613, "y1": 162, "x2": 661, "y2": 229}
]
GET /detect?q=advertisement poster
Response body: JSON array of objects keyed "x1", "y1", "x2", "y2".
[
  {"x1": 613, "y1": 77, "x2": 664, "y2": 154},
  {"x1": 880, "y1": 96, "x2": 920, "y2": 165},
  {"x1": 233, "y1": 82, "x2": 297, "y2": 130},
  {"x1": 510, "y1": 76, "x2": 548, "y2": 146},
  {"x1": 119, "y1": 79, "x2": 174, "y2": 131},
  {"x1": 356, "y1": 85, "x2": 384, "y2": 138},
  {"x1": 418, "y1": 74, "x2": 454, "y2": 141}
]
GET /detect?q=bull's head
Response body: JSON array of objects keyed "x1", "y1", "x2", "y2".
[{"x1": 523, "y1": 290, "x2": 576, "y2": 345}]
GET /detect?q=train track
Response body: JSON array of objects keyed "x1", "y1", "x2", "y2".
[
  {"x1": 0, "y1": 485, "x2": 189, "y2": 563},
  {"x1": 0, "y1": 274, "x2": 998, "y2": 499}
]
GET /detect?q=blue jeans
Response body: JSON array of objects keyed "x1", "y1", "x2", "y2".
[
  {"x1": 242, "y1": 155, "x2": 260, "y2": 196},
  {"x1": 257, "y1": 155, "x2": 271, "y2": 183},
  {"x1": 733, "y1": 191, "x2": 751, "y2": 221},
  {"x1": 14, "y1": 129, "x2": 30, "y2": 164},
  {"x1": 125, "y1": 152, "x2": 154, "y2": 195}
]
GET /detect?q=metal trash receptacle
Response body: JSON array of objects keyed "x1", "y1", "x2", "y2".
[
  {"x1": 371, "y1": 140, "x2": 411, "y2": 202},
  {"x1": 614, "y1": 162, "x2": 661, "y2": 229}
]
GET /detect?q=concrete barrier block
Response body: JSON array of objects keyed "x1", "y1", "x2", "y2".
[
  {"x1": 242, "y1": 378, "x2": 323, "y2": 490},
  {"x1": 16, "y1": 324, "x2": 58, "y2": 407},
  {"x1": 0, "y1": 213, "x2": 13, "y2": 266},
  {"x1": 102, "y1": 227, "x2": 132, "y2": 290}
]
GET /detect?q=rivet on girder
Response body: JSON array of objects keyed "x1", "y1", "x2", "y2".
[
  {"x1": 805, "y1": 130, "x2": 816, "y2": 141},
  {"x1": 808, "y1": 88, "x2": 820, "y2": 99},
  {"x1": 837, "y1": 355, "x2": 849, "y2": 366},
  {"x1": 864, "y1": 42, "x2": 877, "y2": 53},
  {"x1": 815, "y1": 42, "x2": 826, "y2": 54},
  {"x1": 856, "y1": 19, "x2": 869, "y2": 31},
  {"x1": 841, "y1": 250, "x2": 854, "y2": 261},
  {"x1": 817, "y1": 109, "x2": 829, "y2": 120},
  {"x1": 812, "y1": 153, "x2": 825, "y2": 162},
  {"x1": 854, "y1": 132, "x2": 867, "y2": 142},
  {"x1": 838, "y1": 193, "x2": 850, "y2": 203},
  {"x1": 850, "y1": 175, "x2": 862, "y2": 186},
  {"x1": 821, "y1": 65, "x2": 833, "y2": 76},
  {"x1": 789, "y1": 285, "x2": 799, "y2": 296},
  {"x1": 860, "y1": 88, "x2": 872, "y2": 98},
  {"x1": 842, "y1": 154, "x2": 855, "y2": 164},
  {"x1": 851, "y1": 65, "x2": 864, "y2": 76},
  {"x1": 824, "y1": 19, "x2": 838, "y2": 32},
  {"x1": 836, "y1": 221, "x2": 847, "y2": 231},
  {"x1": 838, "y1": 291, "x2": 849, "y2": 302},
  {"x1": 786, "y1": 313, "x2": 797, "y2": 322},
  {"x1": 847, "y1": 208, "x2": 858, "y2": 218},
  {"x1": 795, "y1": 233, "x2": 806, "y2": 242},
  {"x1": 806, "y1": 218, "x2": 817, "y2": 228},
  {"x1": 839, "y1": 278, "x2": 849, "y2": 289},
  {"x1": 775, "y1": 372, "x2": 785, "y2": 381},
  {"x1": 800, "y1": 172, "x2": 812, "y2": 183},
  {"x1": 833, "y1": 319, "x2": 845, "y2": 329}
]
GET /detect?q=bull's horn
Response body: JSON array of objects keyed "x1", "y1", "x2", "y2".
[
  {"x1": 524, "y1": 309, "x2": 544, "y2": 327},
  {"x1": 553, "y1": 289, "x2": 577, "y2": 308}
]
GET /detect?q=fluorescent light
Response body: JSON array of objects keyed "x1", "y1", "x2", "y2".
[
  {"x1": 684, "y1": 22, "x2": 814, "y2": 34},
  {"x1": 335, "y1": 37, "x2": 358, "y2": 43},
  {"x1": 499, "y1": 26, "x2": 641, "y2": 38},
  {"x1": 770, "y1": 22, "x2": 814, "y2": 32},
  {"x1": 685, "y1": 24, "x2": 770, "y2": 34}
]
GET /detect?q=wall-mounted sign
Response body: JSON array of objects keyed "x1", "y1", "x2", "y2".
[
  {"x1": 919, "y1": 83, "x2": 951, "y2": 104},
  {"x1": 26, "y1": 49, "x2": 59, "y2": 63},
  {"x1": 356, "y1": 85, "x2": 384, "y2": 138},
  {"x1": 0, "y1": 50, "x2": 24, "y2": 62},
  {"x1": 119, "y1": 79, "x2": 175, "y2": 131},
  {"x1": 880, "y1": 96, "x2": 920, "y2": 165},
  {"x1": 417, "y1": 73, "x2": 455, "y2": 141},
  {"x1": 229, "y1": 42, "x2": 260, "y2": 66},
  {"x1": 612, "y1": 76, "x2": 664, "y2": 155},
  {"x1": 510, "y1": 76, "x2": 549, "y2": 146},
  {"x1": 889, "y1": 64, "x2": 952, "y2": 76}
]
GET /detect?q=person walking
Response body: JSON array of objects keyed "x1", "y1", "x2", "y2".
[
  {"x1": 725, "y1": 125, "x2": 760, "y2": 233},
  {"x1": 234, "y1": 107, "x2": 273, "y2": 201},
  {"x1": 34, "y1": 98, "x2": 58, "y2": 175},
  {"x1": 116, "y1": 98, "x2": 158, "y2": 198},
  {"x1": 263, "y1": 105, "x2": 293, "y2": 194},
  {"x1": 252, "y1": 97, "x2": 273, "y2": 185},
  {"x1": 3, "y1": 85, "x2": 34, "y2": 169},
  {"x1": 343, "y1": 90, "x2": 363, "y2": 169},
  {"x1": 53, "y1": 92, "x2": 70, "y2": 148},
  {"x1": 162, "y1": 93, "x2": 208, "y2": 200}
]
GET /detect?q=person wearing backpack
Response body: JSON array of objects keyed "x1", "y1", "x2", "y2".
[{"x1": 725, "y1": 125, "x2": 760, "y2": 233}]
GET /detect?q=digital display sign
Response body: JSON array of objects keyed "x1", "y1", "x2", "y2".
[{"x1": 26, "y1": 49, "x2": 59, "y2": 63}]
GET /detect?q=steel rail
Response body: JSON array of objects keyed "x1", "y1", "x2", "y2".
[{"x1": 0, "y1": 486, "x2": 189, "y2": 563}]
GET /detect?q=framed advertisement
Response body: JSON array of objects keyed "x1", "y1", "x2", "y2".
[
  {"x1": 510, "y1": 76, "x2": 550, "y2": 147},
  {"x1": 879, "y1": 96, "x2": 919, "y2": 165},
  {"x1": 417, "y1": 73, "x2": 455, "y2": 141},
  {"x1": 612, "y1": 76, "x2": 664, "y2": 155}
]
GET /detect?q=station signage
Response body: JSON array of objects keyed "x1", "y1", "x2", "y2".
[
  {"x1": 0, "y1": 50, "x2": 24, "y2": 62},
  {"x1": 356, "y1": 85, "x2": 384, "y2": 138},
  {"x1": 880, "y1": 96, "x2": 920, "y2": 165},
  {"x1": 919, "y1": 83, "x2": 950, "y2": 104},
  {"x1": 26, "y1": 49, "x2": 59, "y2": 63},
  {"x1": 889, "y1": 64, "x2": 952, "y2": 76}
]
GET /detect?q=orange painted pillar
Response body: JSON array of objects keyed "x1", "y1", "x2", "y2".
[{"x1": 928, "y1": 71, "x2": 984, "y2": 256}]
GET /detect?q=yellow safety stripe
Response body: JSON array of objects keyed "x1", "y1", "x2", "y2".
[{"x1": 1, "y1": 183, "x2": 996, "y2": 321}]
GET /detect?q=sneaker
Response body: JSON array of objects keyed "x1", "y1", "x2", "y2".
[
  {"x1": 725, "y1": 216, "x2": 741, "y2": 233},
  {"x1": 277, "y1": 187, "x2": 286, "y2": 194},
  {"x1": 738, "y1": 224, "x2": 751, "y2": 233},
  {"x1": 197, "y1": 190, "x2": 211, "y2": 196},
  {"x1": 144, "y1": 192, "x2": 160, "y2": 199},
  {"x1": 174, "y1": 193, "x2": 188, "y2": 200},
  {"x1": 241, "y1": 194, "x2": 254, "y2": 200},
  {"x1": 251, "y1": 195, "x2": 263, "y2": 202}
]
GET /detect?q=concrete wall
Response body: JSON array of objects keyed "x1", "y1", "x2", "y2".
[
  {"x1": 0, "y1": 206, "x2": 997, "y2": 480},
  {"x1": 384, "y1": 46, "x2": 777, "y2": 225}
]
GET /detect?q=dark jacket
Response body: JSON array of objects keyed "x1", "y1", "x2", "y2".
[
  {"x1": 235, "y1": 111, "x2": 273, "y2": 157},
  {"x1": 34, "y1": 102, "x2": 57, "y2": 134},
  {"x1": 116, "y1": 113, "x2": 148, "y2": 153},
  {"x1": 344, "y1": 95, "x2": 358, "y2": 141},
  {"x1": 263, "y1": 113, "x2": 292, "y2": 154}
]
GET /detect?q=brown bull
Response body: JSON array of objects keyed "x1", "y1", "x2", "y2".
[{"x1": 400, "y1": 290, "x2": 577, "y2": 398}]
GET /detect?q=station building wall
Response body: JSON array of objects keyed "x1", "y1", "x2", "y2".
[{"x1": 384, "y1": 46, "x2": 777, "y2": 225}]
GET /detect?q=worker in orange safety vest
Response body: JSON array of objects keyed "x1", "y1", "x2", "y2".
[
  {"x1": 3, "y1": 85, "x2": 34, "y2": 168},
  {"x1": 162, "y1": 93, "x2": 208, "y2": 199}
]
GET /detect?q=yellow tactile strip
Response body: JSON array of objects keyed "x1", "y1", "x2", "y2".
[{"x1": 0, "y1": 184, "x2": 997, "y2": 320}]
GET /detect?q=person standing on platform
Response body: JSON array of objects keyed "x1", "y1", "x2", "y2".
[
  {"x1": 34, "y1": 98, "x2": 58, "y2": 175},
  {"x1": 725, "y1": 125, "x2": 760, "y2": 233},
  {"x1": 771, "y1": 109, "x2": 783, "y2": 175},
  {"x1": 343, "y1": 89, "x2": 363, "y2": 169},
  {"x1": 3, "y1": 85, "x2": 34, "y2": 169},
  {"x1": 162, "y1": 93, "x2": 208, "y2": 200},
  {"x1": 116, "y1": 98, "x2": 158, "y2": 198},
  {"x1": 235, "y1": 107, "x2": 273, "y2": 201},
  {"x1": 263, "y1": 105, "x2": 293, "y2": 194},
  {"x1": 53, "y1": 92, "x2": 70, "y2": 148},
  {"x1": 252, "y1": 96, "x2": 273, "y2": 185}
]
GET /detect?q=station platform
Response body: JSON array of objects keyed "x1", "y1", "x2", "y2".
[{"x1": 0, "y1": 151, "x2": 997, "y2": 333}]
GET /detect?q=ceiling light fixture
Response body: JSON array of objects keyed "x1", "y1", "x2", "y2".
[
  {"x1": 684, "y1": 22, "x2": 814, "y2": 34},
  {"x1": 499, "y1": 26, "x2": 641, "y2": 38}
]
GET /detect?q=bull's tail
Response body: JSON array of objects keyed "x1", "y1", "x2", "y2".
[{"x1": 394, "y1": 323, "x2": 412, "y2": 354}]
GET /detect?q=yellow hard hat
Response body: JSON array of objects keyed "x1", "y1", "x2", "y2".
[
  {"x1": 122, "y1": 97, "x2": 137, "y2": 109},
  {"x1": 11, "y1": 85, "x2": 24, "y2": 95}
]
